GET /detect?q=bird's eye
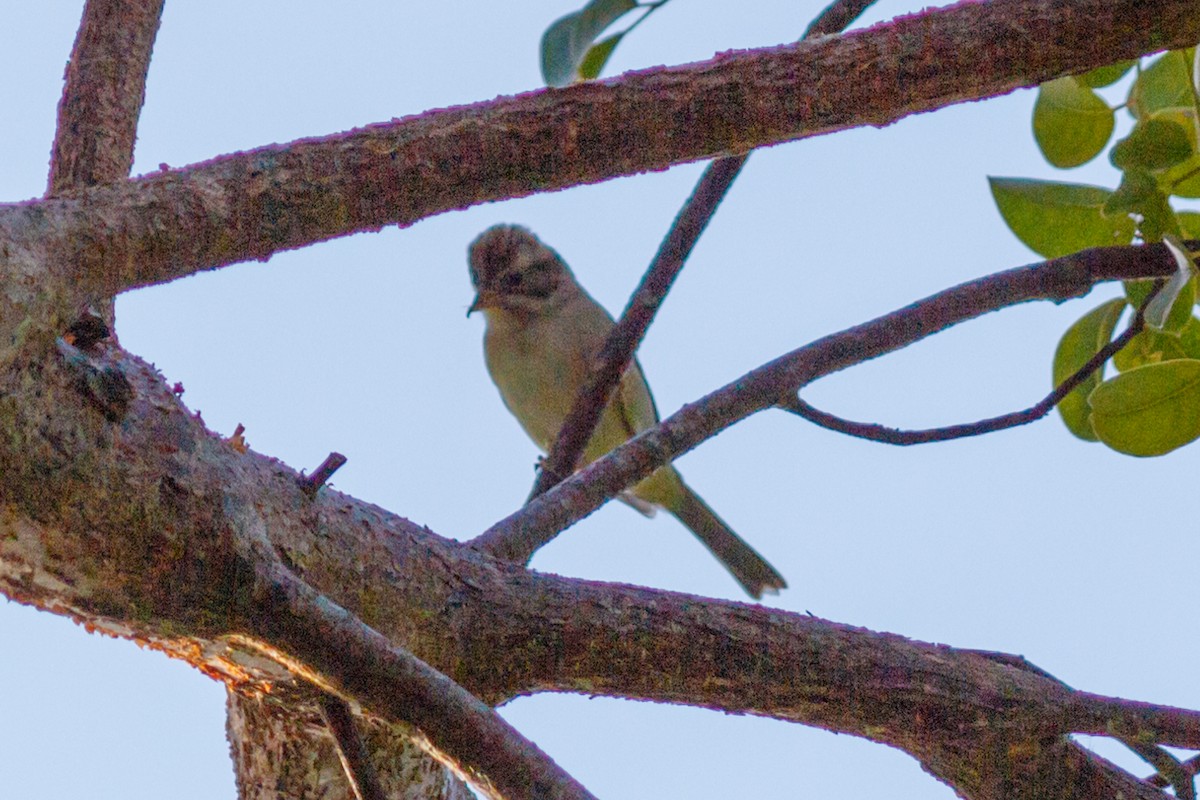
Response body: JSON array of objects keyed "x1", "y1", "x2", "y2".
[{"x1": 500, "y1": 272, "x2": 523, "y2": 290}]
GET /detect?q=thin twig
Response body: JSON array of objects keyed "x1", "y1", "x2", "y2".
[
  {"x1": 489, "y1": 0, "x2": 880, "y2": 562},
  {"x1": 472, "y1": 245, "x2": 1180, "y2": 560},
  {"x1": 804, "y1": 0, "x2": 878, "y2": 37},
  {"x1": 524, "y1": 0, "x2": 879, "y2": 503},
  {"x1": 316, "y1": 694, "x2": 388, "y2": 800},
  {"x1": 522, "y1": 155, "x2": 747, "y2": 506},
  {"x1": 780, "y1": 282, "x2": 1164, "y2": 444}
]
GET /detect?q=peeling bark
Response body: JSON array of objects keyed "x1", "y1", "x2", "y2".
[{"x1": 227, "y1": 692, "x2": 473, "y2": 800}]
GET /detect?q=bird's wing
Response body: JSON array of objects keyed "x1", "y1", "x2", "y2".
[
  {"x1": 612, "y1": 357, "x2": 679, "y2": 513},
  {"x1": 615, "y1": 358, "x2": 661, "y2": 435}
]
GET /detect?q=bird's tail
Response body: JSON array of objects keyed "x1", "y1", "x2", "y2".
[{"x1": 669, "y1": 484, "x2": 787, "y2": 599}]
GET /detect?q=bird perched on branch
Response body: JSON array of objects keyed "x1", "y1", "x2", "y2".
[{"x1": 467, "y1": 224, "x2": 786, "y2": 598}]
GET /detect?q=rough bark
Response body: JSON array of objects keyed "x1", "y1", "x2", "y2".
[
  {"x1": 47, "y1": 0, "x2": 163, "y2": 195},
  {"x1": 1, "y1": 245, "x2": 1193, "y2": 800},
  {"x1": 1, "y1": 0, "x2": 1194, "y2": 312},
  {"x1": 5, "y1": 0, "x2": 1200, "y2": 798},
  {"x1": 227, "y1": 692, "x2": 473, "y2": 800},
  {"x1": 45, "y1": 0, "x2": 163, "y2": 331}
]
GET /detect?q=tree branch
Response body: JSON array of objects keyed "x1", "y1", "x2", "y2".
[
  {"x1": 804, "y1": 0, "x2": 878, "y2": 38},
  {"x1": 228, "y1": 552, "x2": 598, "y2": 800},
  {"x1": 226, "y1": 691, "x2": 474, "y2": 800},
  {"x1": 516, "y1": 150, "x2": 747, "y2": 506},
  {"x1": 779, "y1": 280, "x2": 1163, "y2": 444},
  {"x1": 44, "y1": 0, "x2": 163, "y2": 331},
  {"x1": 472, "y1": 244, "x2": 1179, "y2": 558},
  {"x1": 1148, "y1": 753, "x2": 1200, "y2": 791},
  {"x1": 2, "y1": 262, "x2": 1197, "y2": 798},
  {"x1": 47, "y1": 0, "x2": 163, "y2": 195},
  {"x1": 1, "y1": 0, "x2": 1193, "y2": 308},
  {"x1": 492, "y1": 0, "x2": 878, "y2": 565},
  {"x1": 7, "y1": 4, "x2": 1196, "y2": 799},
  {"x1": 317, "y1": 693, "x2": 389, "y2": 800},
  {"x1": 300, "y1": 451, "x2": 348, "y2": 497},
  {"x1": 1115, "y1": 734, "x2": 1197, "y2": 799}
]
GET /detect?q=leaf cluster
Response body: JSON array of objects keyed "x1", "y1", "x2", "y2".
[{"x1": 992, "y1": 50, "x2": 1200, "y2": 456}]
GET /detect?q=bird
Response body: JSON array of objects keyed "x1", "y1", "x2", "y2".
[{"x1": 467, "y1": 224, "x2": 786, "y2": 599}]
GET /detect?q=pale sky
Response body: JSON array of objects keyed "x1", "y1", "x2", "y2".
[{"x1": 2, "y1": 2, "x2": 1196, "y2": 798}]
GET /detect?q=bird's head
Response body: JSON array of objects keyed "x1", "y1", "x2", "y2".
[{"x1": 467, "y1": 225, "x2": 573, "y2": 319}]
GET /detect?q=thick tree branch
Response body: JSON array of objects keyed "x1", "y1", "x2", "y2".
[
  {"x1": 0, "y1": 243, "x2": 1190, "y2": 800},
  {"x1": 228, "y1": 554, "x2": 597, "y2": 800},
  {"x1": 472, "y1": 244, "x2": 1178, "y2": 559},
  {"x1": 6, "y1": 4, "x2": 1194, "y2": 800},
  {"x1": 44, "y1": 0, "x2": 163, "y2": 329},
  {"x1": 1, "y1": 0, "x2": 1193, "y2": 310},
  {"x1": 47, "y1": 0, "x2": 163, "y2": 195}
]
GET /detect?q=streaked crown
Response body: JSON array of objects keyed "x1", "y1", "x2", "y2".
[{"x1": 468, "y1": 225, "x2": 571, "y2": 314}]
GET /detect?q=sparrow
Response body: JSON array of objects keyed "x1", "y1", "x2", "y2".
[{"x1": 468, "y1": 224, "x2": 786, "y2": 598}]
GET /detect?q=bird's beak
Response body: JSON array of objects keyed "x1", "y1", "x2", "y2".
[{"x1": 467, "y1": 289, "x2": 502, "y2": 316}]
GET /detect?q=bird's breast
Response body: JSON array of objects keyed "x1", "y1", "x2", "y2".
[{"x1": 483, "y1": 314, "x2": 588, "y2": 452}]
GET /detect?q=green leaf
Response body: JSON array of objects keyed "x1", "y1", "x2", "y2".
[
  {"x1": 1103, "y1": 168, "x2": 1179, "y2": 242},
  {"x1": 1164, "y1": 157, "x2": 1200, "y2": 198},
  {"x1": 1053, "y1": 298, "x2": 1126, "y2": 441},
  {"x1": 1033, "y1": 77, "x2": 1114, "y2": 168},
  {"x1": 1152, "y1": 275, "x2": 1196, "y2": 331},
  {"x1": 540, "y1": 0, "x2": 636, "y2": 87},
  {"x1": 541, "y1": 14, "x2": 581, "y2": 87},
  {"x1": 1130, "y1": 50, "x2": 1196, "y2": 118},
  {"x1": 1125, "y1": 277, "x2": 1194, "y2": 333},
  {"x1": 1113, "y1": 320, "x2": 1200, "y2": 371},
  {"x1": 1103, "y1": 168, "x2": 1156, "y2": 214},
  {"x1": 577, "y1": 32, "x2": 624, "y2": 81},
  {"x1": 989, "y1": 177, "x2": 1135, "y2": 258},
  {"x1": 1176, "y1": 316, "x2": 1200, "y2": 355},
  {"x1": 1168, "y1": 164, "x2": 1200, "y2": 198},
  {"x1": 1079, "y1": 60, "x2": 1136, "y2": 88},
  {"x1": 1110, "y1": 117, "x2": 1193, "y2": 171},
  {"x1": 1177, "y1": 210, "x2": 1200, "y2": 239},
  {"x1": 1163, "y1": 162, "x2": 1200, "y2": 198},
  {"x1": 1143, "y1": 108, "x2": 1200, "y2": 197},
  {"x1": 1088, "y1": 359, "x2": 1200, "y2": 455},
  {"x1": 1143, "y1": 236, "x2": 1197, "y2": 330}
]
